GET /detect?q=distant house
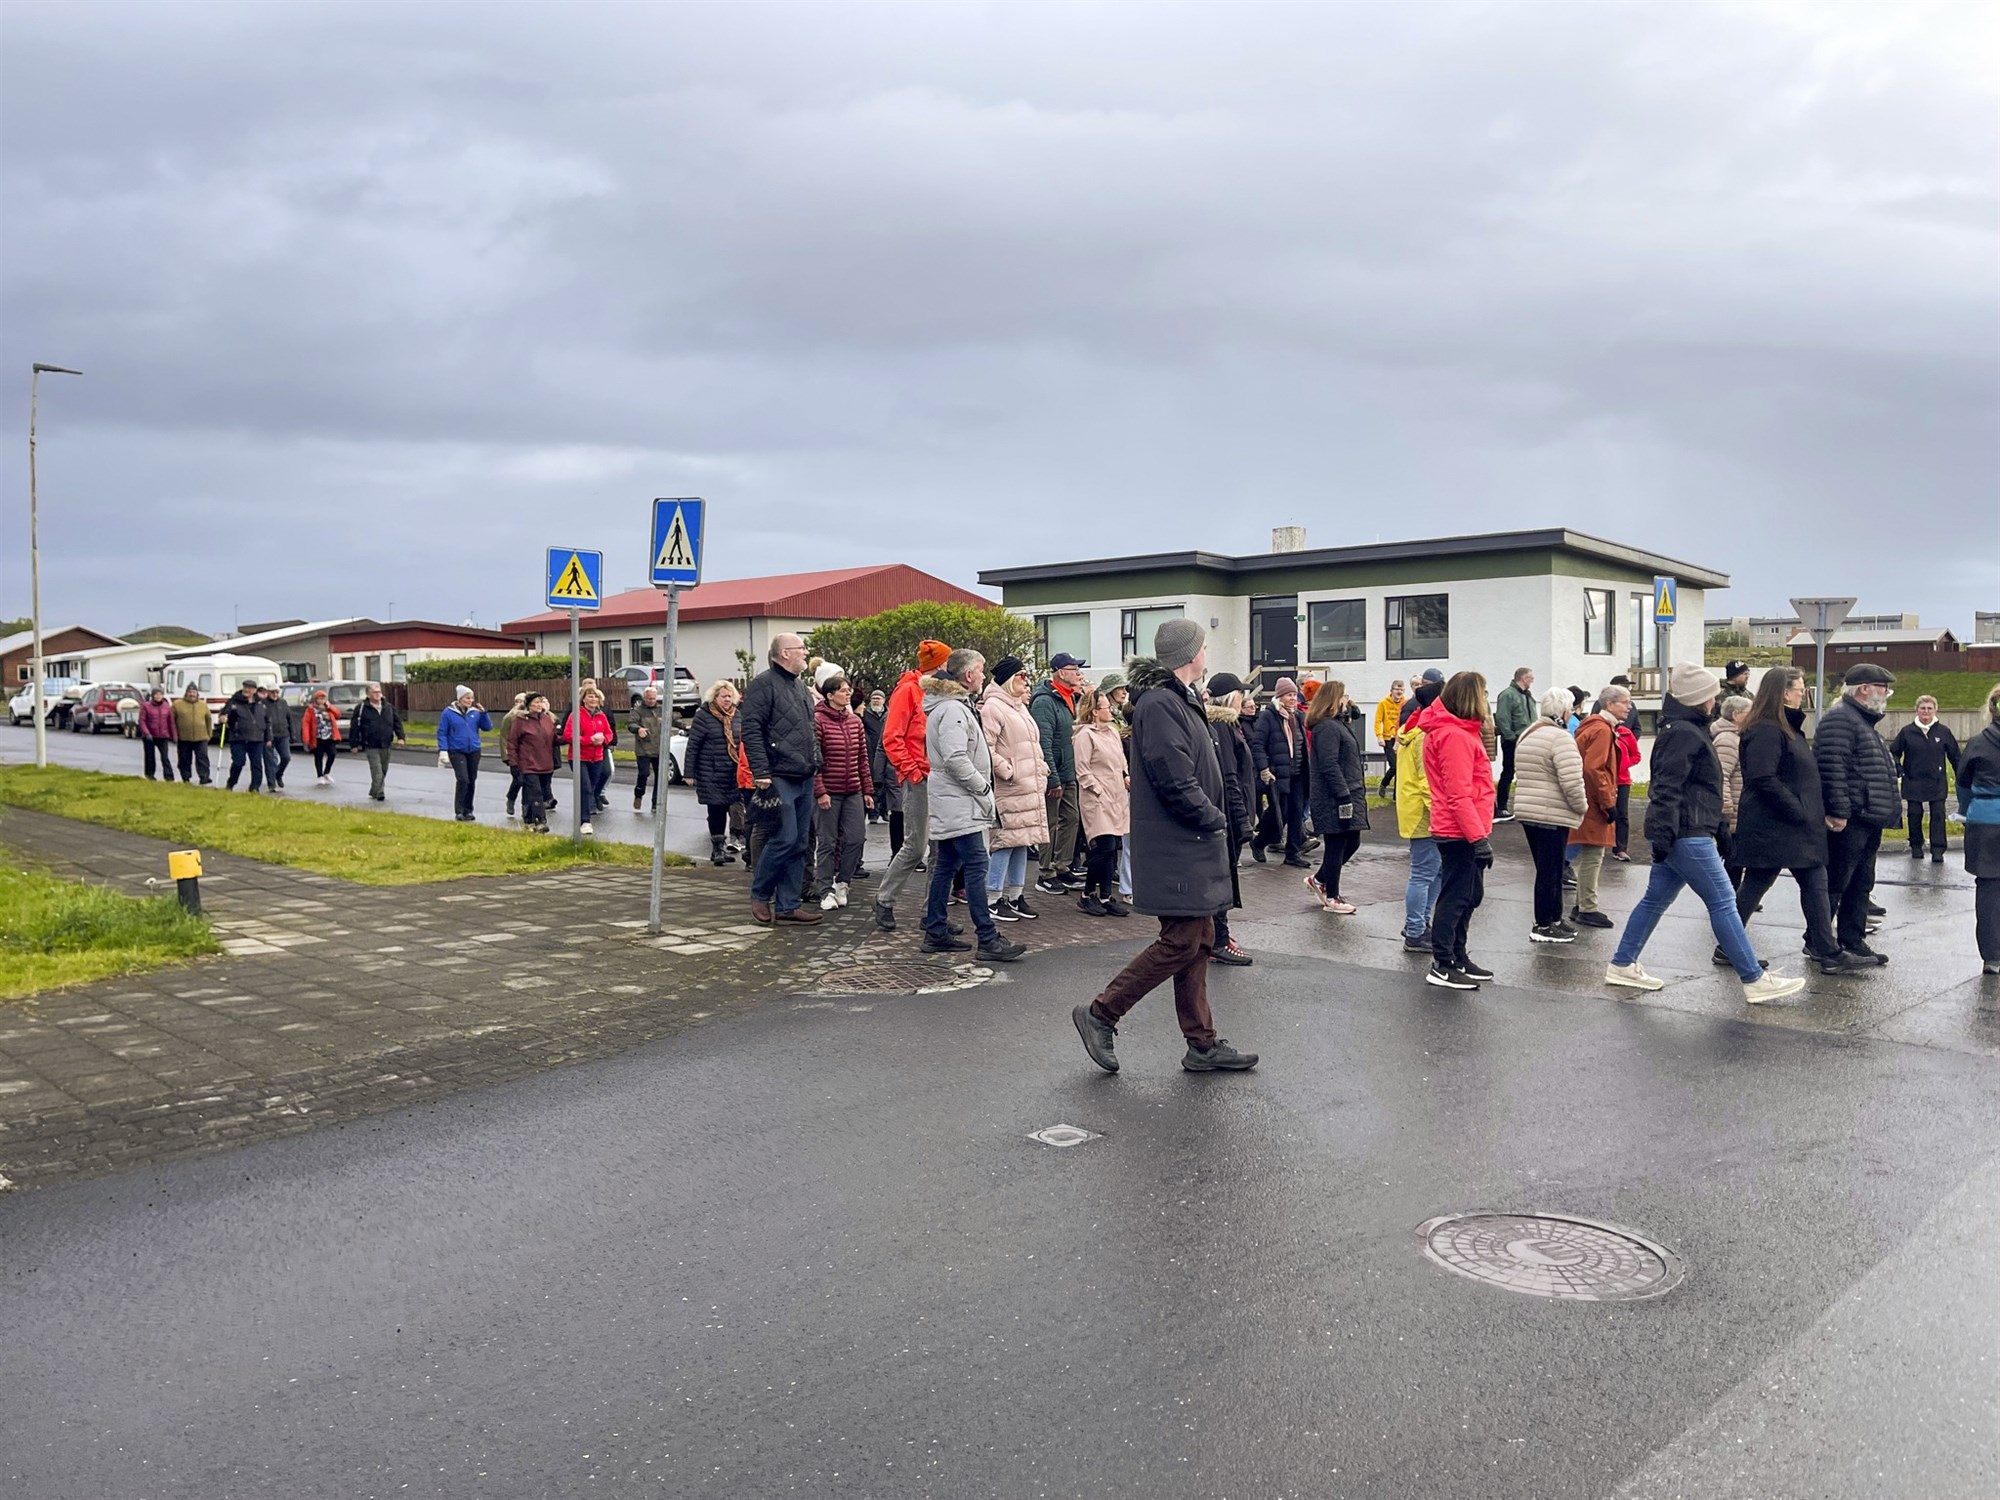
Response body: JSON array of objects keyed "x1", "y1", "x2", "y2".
[
  {"x1": 167, "y1": 619, "x2": 375, "y2": 683},
  {"x1": 327, "y1": 622, "x2": 532, "y2": 683},
  {"x1": 1789, "y1": 626, "x2": 1963, "y2": 674},
  {"x1": 502, "y1": 565, "x2": 994, "y2": 687},
  {"x1": 1, "y1": 625, "x2": 127, "y2": 684}
]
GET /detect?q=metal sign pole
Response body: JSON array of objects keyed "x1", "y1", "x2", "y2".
[
  {"x1": 1813, "y1": 630, "x2": 1828, "y2": 737},
  {"x1": 569, "y1": 607, "x2": 583, "y2": 841},
  {"x1": 647, "y1": 584, "x2": 680, "y2": 934}
]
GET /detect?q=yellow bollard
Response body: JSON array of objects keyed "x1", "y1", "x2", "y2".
[{"x1": 168, "y1": 849, "x2": 203, "y2": 914}]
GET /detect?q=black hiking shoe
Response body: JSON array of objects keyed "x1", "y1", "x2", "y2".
[
  {"x1": 977, "y1": 937, "x2": 1026, "y2": 963},
  {"x1": 1072, "y1": 1003, "x2": 1119, "y2": 1073},
  {"x1": 921, "y1": 930, "x2": 971, "y2": 953},
  {"x1": 1182, "y1": 1039, "x2": 1258, "y2": 1072},
  {"x1": 874, "y1": 903, "x2": 896, "y2": 932}
]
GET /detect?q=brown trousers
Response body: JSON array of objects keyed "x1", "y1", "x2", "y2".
[{"x1": 1091, "y1": 916, "x2": 1217, "y2": 1048}]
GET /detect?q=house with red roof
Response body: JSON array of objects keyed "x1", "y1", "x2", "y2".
[{"x1": 500, "y1": 565, "x2": 993, "y2": 687}]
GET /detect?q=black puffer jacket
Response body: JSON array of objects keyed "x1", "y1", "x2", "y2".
[
  {"x1": 1891, "y1": 720, "x2": 1960, "y2": 803},
  {"x1": 1642, "y1": 697, "x2": 1726, "y2": 849},
  {"x1": 222, "y1": 691, "x2": 264, "y2": 745},
  {"x1": 348, "y1": 699, "x2": 403, "y2": 749},
  {"x1": 1307, "y1": 714, "x2": 1371, "y2": 833},
  {"x1": 1206, "y1": 703, "x2": 1255, "y2": 846},
  {"x1": 684, "y1": 704, "x2": 740, "y2": 807},
  {"x1": 1814, "y1": 696, "x2": 1900, "y2": 828},
  {"x1": 1125, "y1": 657, "x2": 1231, "y2": 919},
  {"x1": 1733, "y1": 710, "x2": 1828, "y2": 870},
  {"x1": 739, "y1": 664, "x2": 820, "y2": 782}
]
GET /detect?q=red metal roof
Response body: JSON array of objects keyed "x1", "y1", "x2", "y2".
[
  {"x1": 329, "y1": 622, "x2": 532, "y2": 651},
  {"x1": 501, "y1": 565, "x2": 993, "y2": 634}
]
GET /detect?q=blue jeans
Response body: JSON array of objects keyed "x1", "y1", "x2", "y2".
[
  {"x1": 264, "y1": 738, "x2": 290, "y2": 786},
  {"x1": 1404, "y1": 836, "x2": 1441, "y2": 937},
  {"x1": 752, "y1": 776, "x2": 814, "y2": 914},
  {"x1": 991, "y1": 843, "x2": 1029, "y2": 897},
  {"x1": 226, "y1": 740, "x2": 263, "y2": 791},
  {"x1": 926, "y1": 832, "x2": 996, "y2": 945},
  {"x1": 1613, "y1": 836, "x2": 1761, "y2": 981}
]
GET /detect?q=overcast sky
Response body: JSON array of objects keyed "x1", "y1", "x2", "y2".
[{"x1": 3, "y1": 0, "x2": 1995, "y2": 638}]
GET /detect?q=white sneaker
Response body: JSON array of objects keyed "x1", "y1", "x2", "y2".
[
  {"x1": 1605, "y1": 962, "x2": 1664, "y2": 991},
  {"x1": 821, "y1": 888, "x2": 840, "y2": 912},
  {"x1": 580, "y1": 821, "x2": 594, "y2": 835},
  {"x1": 1743, "y1": 971, "x2": 1807, "y2": 1004},
  {"x1": 834, "y1": 881, "x2": 850, "y2": 909}
]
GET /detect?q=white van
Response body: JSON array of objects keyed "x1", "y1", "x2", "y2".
[{"x1": 162, "y1": 653, "x2": 285, "y2": 737}]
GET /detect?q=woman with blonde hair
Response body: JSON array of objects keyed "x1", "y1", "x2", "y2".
[
  {"x1": 685, "y1": 680, "x2": 744, "y2": 865},
  {"x1": 1074, "y1": 689, "x2": 1132, "y2": 916}
]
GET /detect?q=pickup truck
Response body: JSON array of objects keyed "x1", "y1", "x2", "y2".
[{"x1": 8, "y1": 679, "x2": 83, "y2": 729}]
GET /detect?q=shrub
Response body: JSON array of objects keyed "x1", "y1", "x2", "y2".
[
  {"x1": 805, "y1": 602, "x2": 1040, "y2": 697},
  {"x1": 407, "y1": 655, "x2": 573, "y2": 684}
]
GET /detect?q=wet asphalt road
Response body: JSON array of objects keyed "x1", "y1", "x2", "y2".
[
  {"x1": 7, "y1": 940, "x2": 1999, "y2": 1498},
  {"x1": 0, "y1": 721, "x2": 719, "y2": 860}
]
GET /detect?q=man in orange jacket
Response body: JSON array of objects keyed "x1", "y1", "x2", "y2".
[{"x1": 873, "y1": 639, "x2": 952, "y2": 932}]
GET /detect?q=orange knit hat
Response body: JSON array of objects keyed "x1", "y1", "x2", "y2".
[
  {"x1": 1300, "y1": 679, "x2": 1322, "y2": 702},
  {"x1": 917, "y1": 639, "x2": 951, "y2": 672}
]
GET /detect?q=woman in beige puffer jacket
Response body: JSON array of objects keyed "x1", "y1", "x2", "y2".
[
  {"x1": 980, "y1": 661, "x2": 1050, "y2": 916},
  {"x1": 1513, "y1": 688, "x2": 1589, "y2": 941}
]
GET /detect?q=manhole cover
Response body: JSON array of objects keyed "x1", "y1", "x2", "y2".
[
  {"x1": 1416, "y1": 1212, "x2": 1685, "y2": 1301},
  {"x1": 810, "y1": 961, "x2": 990, "y2": 996},
  {"x1": 1028, "y1": 1124, "x2": 1098, "y2": 1148}
]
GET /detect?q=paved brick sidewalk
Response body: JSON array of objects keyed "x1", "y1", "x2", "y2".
[{"x1": 3, "y1": 807, "x2": 1123, "y2": 1192}]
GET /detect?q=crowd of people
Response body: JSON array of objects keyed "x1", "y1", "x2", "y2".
[{"x1": 113, "y1": 627, "x2": 2000, "y2": 1036}]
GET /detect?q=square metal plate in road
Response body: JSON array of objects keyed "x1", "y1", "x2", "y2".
[
  {"x1": 650, "y1": 497, "x2": 705, "y2": 588},
  {"x1": 546, "y1": 547, "x2": 604, "y2": 611}
]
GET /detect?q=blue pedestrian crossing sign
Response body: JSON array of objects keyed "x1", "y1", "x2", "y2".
[
  {"x1": 1653, "y1": 575, "x2": 1678, "y2": 625},
  {"x1": 546, "y1": 547, "x2": 603, "y2": 611},
  {"x1": 650, "y1": 497, "x2": 706, "y2": 588}
]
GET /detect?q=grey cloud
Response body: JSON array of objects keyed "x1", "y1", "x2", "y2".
[{"x1": 2, "y1": 0, "x2": 1994, "y2": 636}]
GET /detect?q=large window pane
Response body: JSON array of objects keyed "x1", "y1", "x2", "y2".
[
  {"x1": 631, "y1": 638, "x2": 656, "y2": 664},
  {"x1": 1384, "y1": 594, "x2": 1448, "y2": 660},
  {"x1": 1307, "y1": 598, "x2": 1366, "y2": 661},
  {"x1": 1036, "y1": 612, "x2": 1091, "y2": 667},
  {"x1": 1121, "y1": 605, "x2": 1184, "y2": 661},
  {"x1": 1628, "y1": 595, "x2": 1659, "y2": 669},
  {"x1": 1584, "y1": 588, "x2": 1614, "y2": 655}
]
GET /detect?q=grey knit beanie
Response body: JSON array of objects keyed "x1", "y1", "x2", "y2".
[{"x1": 1153, "y1": 618, "x2": 1206, "y2": 671}]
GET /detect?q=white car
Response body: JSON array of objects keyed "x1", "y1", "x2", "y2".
[
  {"x1": 669, "y1": 729, "x2": 688, "y2": 784},
  {"x1": 8, "y1": 679, "x2": 81, "y2": 727}
]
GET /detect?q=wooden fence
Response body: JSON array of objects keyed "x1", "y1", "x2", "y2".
[{"x1": 401, "y1": 678, "x2": 631, "y2": 714}]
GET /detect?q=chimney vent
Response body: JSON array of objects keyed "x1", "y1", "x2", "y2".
[{"x1": 1271, "y1": 526, "x2": 1307, "y2": 554}]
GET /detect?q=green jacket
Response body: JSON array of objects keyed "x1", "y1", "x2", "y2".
[
  {"x1": 1029, "y1": 680, "x2": 1078, "y2": 789},
  {"x1": 172, "y1": 698, "x2": 213, "y2": 742},
  {"x1": 627, "y1": 698, "x2": 665, "y2": 759},
  {"x1": 1495, "y1": 682, "x2": 1537, "y2": 743}
]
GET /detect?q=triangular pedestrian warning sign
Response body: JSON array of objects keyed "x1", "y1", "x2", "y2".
[
  {"x1": 655, "y1": 506, "x2": 694, "y2": 571},
  {"x1": 551, "y1": 553, "x2": 597, "y2": 601}
]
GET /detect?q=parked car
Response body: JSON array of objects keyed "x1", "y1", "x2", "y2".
[
  {"x1": 277, "y1": 681, "x2": 372, "y2": 749},
  {"x1": 668, "y1": 729, "x2": 688, "y2": 784},
  {"x1": 609, "y1": 663, "x2": 700, "y2": 713},
  {"x1": 69, "y1": 683, "x2": 146, "y2": 734},
  {"x1": 8, "y1": 679, "x2": 81, "y2": 727}
]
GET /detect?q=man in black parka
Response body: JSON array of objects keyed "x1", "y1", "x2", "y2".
[
  {"x1": 1891, "y1": 694, "x2": 1961, "y2": 864},
  {"x1": 1815, "y1": 663, "x2": 1902, "y2": 962},
  {"x1": 1072, "y1": 620, "x2": 1258, "y2": 1076}
]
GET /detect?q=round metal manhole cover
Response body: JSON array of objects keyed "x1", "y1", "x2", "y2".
[
  {"x1": 1417, "y1": 1213, "x2": 1685, "y2": 1301},
  {"x1": 810, "y1": 960, "x2": 990, "y2": 996}
]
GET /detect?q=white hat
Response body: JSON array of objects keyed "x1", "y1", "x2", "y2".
[
  {"x1": 454, "y1": 684, "x2": 473, "y2": 700},
  {"x1": 813, "y1": 661, "x2": 846, "y2": 690}
]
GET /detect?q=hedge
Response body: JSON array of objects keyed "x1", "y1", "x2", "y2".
[{"x1": 407, "y1": 655, "x2": 574, "y2": 684}]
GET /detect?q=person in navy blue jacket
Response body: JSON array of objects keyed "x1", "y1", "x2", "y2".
[
  {"x1": 437, "y1": 685, "x2": 494, "y2": 822},
  {"x1": 1250, "y1": 677, "x2": 1309, "y2": 867}
]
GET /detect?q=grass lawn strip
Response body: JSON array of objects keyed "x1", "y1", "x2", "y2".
[
  {"x1": 0, "y1": 853, "x2": 221, "y2": 1002},
  {"x1": 0, "y1": 766, "x2": 675, "y2": 886}
]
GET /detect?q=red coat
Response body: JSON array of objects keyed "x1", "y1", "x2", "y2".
[
  {"x1": 1418, "y1": 699, "x2": 1495, "y2": 843},
  {"x1": 561, "y1": 708, "x2": 615, "y2": 764},
  {"x1": 813, "y1": 701, "x2": 875, "y2": 800},
  {"x1": 1615, "y1": 724, "x2": 1641, "y2": 787},
  {"x1": 882, "y1": 669, "x2": 930, "y2": 784},
  {"x1": 300, "y1": 703, "x2": 341, "y2": 748}
]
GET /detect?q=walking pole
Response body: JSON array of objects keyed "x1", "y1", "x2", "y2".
[
  {"x1": 647, "y1": 584, "x2": 680, "y2": 934},
  {"x1": 569, "y1": 607, "x2": 583, "y2": 842}
]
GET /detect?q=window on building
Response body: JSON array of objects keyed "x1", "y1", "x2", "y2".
[
  {"x1": 1384, "y1": 595, "x2": 1448, "y2": 660},
  {"x1": 340, "y1": 656, "x2": 357, "y2": 680},
  {"x1": 602, "y1": 641, "x2": 624, "y2": 673},
  {"x1": 1584, "y1": 588, "x2": 1614, "y2": 655},
  {"x1": 1628, "y1": 595, "x2": 1659, "y2": 669},
  {"x1": 1035, "y1": 612, "x2": 1091, "y2": 667},
  {"x1": 1121, "y1": 605, "x2": 1185, "y2": 661},
  {"x1": 630, "y1": 638, "x2": 655, "y2": 665},
  {"x1": 365, "y1": 654, "x2": 382, "y2": 681},
  {"x1": 1307, "y1": 599, "x2": 1366, "y2": 661},
  {"x1": 389, "y1": 653, "x2": 409, "y2": 682},
  {"x1": 577, "y1": 642, "x2": 595, "y2": 677}
]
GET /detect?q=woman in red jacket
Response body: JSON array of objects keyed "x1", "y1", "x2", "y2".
[
  {"x1": 1419, "y1": 671, "x2": 1497, "y2": 991},
  {"x1": 813, "y1": 672, "x2": 874, "y2": 910},
  {"x1": 561, "y1": 687, "x2": 617, "y2": 834},
  {"x1": 300, "y1": 688, "x2": 343, "y2": 785}
]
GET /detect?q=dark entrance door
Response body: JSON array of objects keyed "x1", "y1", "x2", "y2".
[{"x1": 1250, "y1": 596, "x2": 1298, "y2": 691}]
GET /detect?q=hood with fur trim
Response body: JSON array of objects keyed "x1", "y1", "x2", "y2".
[{"x1": 1205, "y1": 702, "x2": 1241, "y2": 725}]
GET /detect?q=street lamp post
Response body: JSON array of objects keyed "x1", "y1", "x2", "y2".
[{"x1": 28, "y1": 363, "x2": 83, "y2": 769}]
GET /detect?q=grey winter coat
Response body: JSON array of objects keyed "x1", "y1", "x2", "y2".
[
  {"x1": 1814, "y1": 696, "x2": 1900, "y2": 829},
  {"x1": 924, "y1": 677, "x2": 997, "y2": 841},
  {"x1": 1306, "y1": 714, "x2": 1371, "y2": 833},
  {"x1": 739, "y1": 663, "x2": 821, "y2": 783},
  {"x1": 1511, "y1": 718, "x2": 1587, "y2": 830},
  {"x1": 627, "y1": 698, "x2": 665, "y2": 759},
  {"x1": 1124, "y1": 657, "x2": 1232, "y2": 918}
]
